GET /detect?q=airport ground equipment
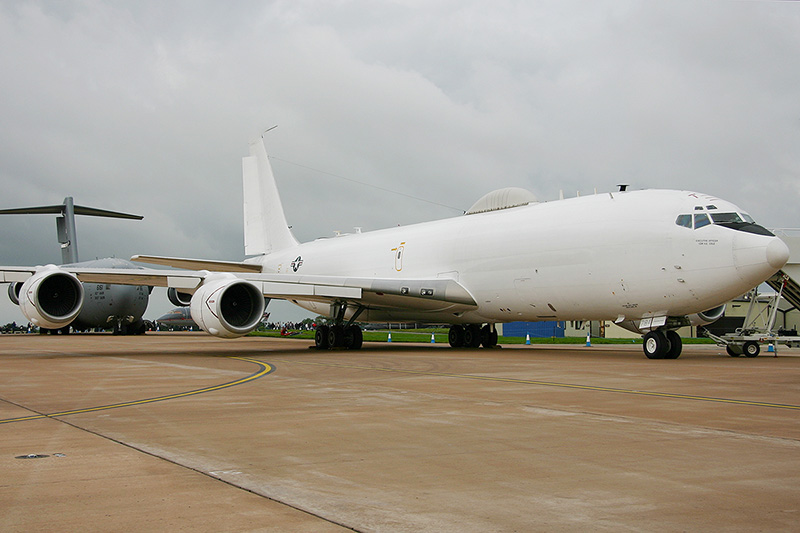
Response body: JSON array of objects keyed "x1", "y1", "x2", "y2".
[
  {"x1": 707, "y1": 231, "x2": 800, "y2": 357},
  {"x1": 706, "y1": 281, "x2": 800, "y2": 356}
]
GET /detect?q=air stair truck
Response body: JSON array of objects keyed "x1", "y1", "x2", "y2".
[{"x1": 707, "y1": 230, "x2": 800, "y2": 356}]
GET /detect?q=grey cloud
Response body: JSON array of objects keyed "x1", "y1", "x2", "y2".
[{"x1": 1, "y1": 0, "x2": 798, "y2": 323}]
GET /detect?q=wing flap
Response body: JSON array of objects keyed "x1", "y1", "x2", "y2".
[
  {"x1": 72, "y1": 268, "x2": 203, "y2": 289},
  {"x1": 131, "y1": 255, "x2": 262, "y2": 273},
  {"x1": 1, "y1": 268, "x2": 35, "y2": 283}
]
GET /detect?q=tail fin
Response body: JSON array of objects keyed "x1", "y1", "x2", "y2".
[
  {"x1": 0, "y1": 197, "x2": 142, "y2": 264},
  {"x1": 243, "y1": 138, "x2": 299, "y2": 256}
]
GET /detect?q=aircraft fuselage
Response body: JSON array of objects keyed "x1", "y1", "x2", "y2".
[{"x1": 258, "y1": 190, "x2": 786, "y2": 326}]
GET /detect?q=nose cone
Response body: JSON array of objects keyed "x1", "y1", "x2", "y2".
[
  {"x1": 767, "y1": 237, "x2": 790, "y2": 270},
  {"x1": 733, "y1": 233, "x2": 790, "y2": 287}
]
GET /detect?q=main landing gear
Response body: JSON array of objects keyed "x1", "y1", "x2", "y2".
[
  {"x1": 314, "y1": 301, "x2": 364, "y2": 350},
  {"x1": 314, "y1": 324, "x2": 363, "y2": 350},
  {"x1": 642, "y1": 330, "x2": 682, "y2": 359},
  {"x1": 448, "y1": 324, "x2": 499, "y2": 349}
]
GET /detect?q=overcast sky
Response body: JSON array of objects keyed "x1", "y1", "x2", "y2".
[{"x1": 1, "y1": 0, "x2": 799, "y2": 324}]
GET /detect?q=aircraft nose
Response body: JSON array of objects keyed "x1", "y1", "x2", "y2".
[
  {"x1": 767, "y1": 237, "x2": 790, "y2": 270},
  {"x1": 733, "y1": 233, "x2": 789, "y2": 284}
]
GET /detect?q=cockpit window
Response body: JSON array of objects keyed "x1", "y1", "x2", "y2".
[
  {"x1": 677, "y1": 211, "x2": 773, "y2": 235},
  {"x1": 694, "y1": 213, "x2": 711, "y2": 229},
  {"x1": 710, "y1": 212, "x2": 744, "y2": 224},
  {"x1": 675, "y1": 214, "x2": 692, "y2": 228}
]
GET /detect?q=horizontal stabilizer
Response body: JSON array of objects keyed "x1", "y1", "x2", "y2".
[{"x1": 0, "y1": 204, "x2": 142, "y2": 219}]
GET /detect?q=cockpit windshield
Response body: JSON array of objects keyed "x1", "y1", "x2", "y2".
[
  {"x1": 675, "y1": 211, "x2": 774, "y2": 236},
  {"x1": 710, "y1": 212, "x2": 743, "y2": 224}
]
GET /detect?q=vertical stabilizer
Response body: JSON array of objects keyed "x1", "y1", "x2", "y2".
[
  {"x1": 243, "y1": 138, "x2": 299, "y2": 256},
  {"x1": 0, "y1": 197, "x2": 142, "y2": 264}
]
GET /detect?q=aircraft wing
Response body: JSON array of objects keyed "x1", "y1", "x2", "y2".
[
  {"x1": 0, "y1": 265, "x2": 205, "y2": 290},
  {"x1": 131, "y1": 255, "x2": 263, "y2": 273},
  {"x1": 1, "y1": 265, "x2": 478, "y2": 310},
  {"x1": 249, "y1": 272, "x2": 478, "y2": 312},
  {"x1": 1, "y1": 267, "x2": 39, "y2": 283}
]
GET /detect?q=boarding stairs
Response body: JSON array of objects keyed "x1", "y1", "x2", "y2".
[
  {"x1": 707, "y1": 230, "x2": 800, "y2": 356},
  {"x1": 766, "y1": 231, "x2": 800, "y2": 311}
]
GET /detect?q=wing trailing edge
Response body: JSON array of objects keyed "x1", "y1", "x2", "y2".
[{"x1": 131, "y1": 255, "x2": 263, "y2": 273}]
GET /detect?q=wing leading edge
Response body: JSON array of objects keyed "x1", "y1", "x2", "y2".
[{"x1": 1, "y1": 265, "x2": 478, "y2": 311}]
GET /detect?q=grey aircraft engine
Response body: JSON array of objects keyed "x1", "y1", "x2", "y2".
[
  {"x1": 167, "y1": 287, "x2": 192, "y2": 307},
  {"x1": 687, "y1": 304, "x2": 727, "y2": 327}
]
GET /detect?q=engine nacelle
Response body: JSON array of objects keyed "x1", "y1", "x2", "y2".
[
  {"x1": 18, "y1": 266, "x2": 84, "y2": 329},
  {"x1": 688, "y1": 304, "x2": 726, "y2": 326},
  {"x1": 7, "y1": 281, "x2": 22, "y2": 305},
  {"x1": 189, "y1": 275, "x2": 265, "y2": 338},
  {"x1": 167, "y1": 287, "x2": 192, "y2": 307}
]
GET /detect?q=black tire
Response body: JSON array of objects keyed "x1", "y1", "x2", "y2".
[
  {"x1": 345, "y1": 325, "x2": 363, "y2": 350},
  {"x1": 448, "y1": 325, "x2": 465, "y2": 348},
  {"x1": 726, "y1": 345, "x2": 741, "y2": 357},
  {"x1": 481, "y1": 324, "x2": 498, "y2": 348},
  {"x1": 328, "y1": 325, "x2": 345, "y2": 348},
  {"x1": 664, "y1": 331, "x2": 682, "y2": 359},
  {"x1": 643, "y1": 331, "x2": 668, "y2": 359},
  {"x1": 464, "y1": 325, "x2": 482, "y2": 348},
  {"x1": 315, "y1": 325, "x2": 330, "y2": 349},
  {"x1": 743, "y1": 341, "x2": 760, "y2": 358}
]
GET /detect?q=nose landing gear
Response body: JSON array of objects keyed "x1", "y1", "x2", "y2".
[{"x1": 643, "y1": 330, "x2": 682, "y2": 359}]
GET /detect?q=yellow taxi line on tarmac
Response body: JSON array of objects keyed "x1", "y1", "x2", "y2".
[
  {"x1": 0, "y1": 356, "x2": 274, "y2": 425},
  {"x1": 279, "y1": 359, "x2": 800, "y2": 411}
]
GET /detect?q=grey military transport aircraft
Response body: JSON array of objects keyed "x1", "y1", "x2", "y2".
[{"x1": 0, "y1": 197, "x2": 150, "y2": 334}]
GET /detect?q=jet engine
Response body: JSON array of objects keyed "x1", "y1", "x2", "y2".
[
  {"x1": 688, "y1": 304, "x2": 726, "y2": 326},
  {"x1": 7, "y1": 281, "x2": 22, "y2": 305},
  {"x1": 167, "y1": 287, "x2": 192, "y2": 307},
  {"x1": 18, "y1": 266, "x2": 84, "y2": 329},
  {"x1": 189, "y1": 275, "x2": 265, "y2": 338}
]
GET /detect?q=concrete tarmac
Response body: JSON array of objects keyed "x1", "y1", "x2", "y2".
[{"x1": 1, "y1": 333, "x2": 798, "y2": 532}]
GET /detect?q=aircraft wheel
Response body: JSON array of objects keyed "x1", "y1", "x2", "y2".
[
  {"x1": 481, "y1": 324, "x2": 498, "y2": 348},
  {"x1": 464, "y1": 325, "x2": 482, "y2": 348},
  {"x1": 743, "y1": 341, "x2": 760, "y2": 358},
  {"x1": 344, "y1": 325, "x2": 363, "y2": 350},
  {"x1": 726, "y1": 345, "x2": 741, "y2": 357},
  {"x1": 643, "y1": 331, "x2": 668, "y2": 359},
  {"x1": 664, "y1": 330, "x2": 682, "y2": 359},
  {"x1": 448, "y1": 325, "x2": 465, "y2": 348},
  {"x1": 328, "y1": 325, "x2": 345, "y2": 348},
  {"x1": 315, "y1": 325, "x2": 330, "y2": 349}
]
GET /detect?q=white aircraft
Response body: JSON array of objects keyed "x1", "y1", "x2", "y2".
[{"x1": 0, "y1": 138, "x2": 790, "y2": 358}]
